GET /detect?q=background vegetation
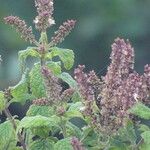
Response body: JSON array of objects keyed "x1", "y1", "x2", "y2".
[{"x1": 0, "y1": 0, "x2": 150, "y2": 89}]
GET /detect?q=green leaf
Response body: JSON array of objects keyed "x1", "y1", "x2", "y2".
[
  {"x1": 141, "y1": 131, "x2": 150, "y2": 144},
  {"x1": 65, "y1": 110, "x2": 83, "y2": 120},
  {"x1": 18, "y1": 47, "x2": 40, "y2": 70},
  {"x1": 117, "y1": 120, "x2": 136, "y2": 145},
  {"x1": 86, "y1": 145, "x2": 105, "y2": 150},
  {"x1": 54, "y1": 138, "x2": 73, "y2": 150},
  {"x1": 26, "y1": 104, "x2": 55, "y2": 117},
  {"x1": 82, "y1": 130, "x2": 98, "y2": 147},
  {"x1": 108, "y1": 139, "x2": 129, "y2": 150},
  {"x1": 17, "y1": 115, "x2": 60, "y2": 132},
  {"x1": 58, "y1": 72, "x2": 78, "y2": 89},
  {"x1": 44, "y1": 52, "x2": 53, "y2": 60},
  {"x1": 139, "y1": 143, "x2": 150, "y2": 150},
  {"x1": 10, "y1": 70, "x2": 33, "y2": 104},
  {"x1": 129, "y1": 102, "x2": 150, "y2": 119},
  {"x1": 0, "y1": 120, "x2": 17, "y2": 150},
  {"x1": 68, "y1": 102, "x2": 83, "y2": 112},
  {"x1": 12, "y1": 147, "x2": 23, "y2": 150},
  {"x1": 29, "y1": 63, "x2": 46, "y2": 98},
  {"x1": 46, "y1": 61, "x2": 61, "y2": 75},
  {"x1": 29, "y1": 138, "x2": 54, "y2": 150},
  {"x1": 49, "y1": 47, "x2": 74, "y2": 70},
  {"x1": 139, "y1": 124, "x2": 150, "y2": 132},
  {"x1": 82, "y1": 126, "x2": 93, "y2": 140},
  {"x1": 32, "y1": 126, "x2": 50, "y2": 138},
  {"x1": 25, "y1": 130, "x2": 34, "y2": 148},
  {"x1": 71, "y1": 91, "x2": 81, "y2": 102},
  {"x1": 66, "y1": 121, "x2": 82, "y2": 139},
  {"x1": 0, "y1": 91, "x2": 6, "y2": 112}
]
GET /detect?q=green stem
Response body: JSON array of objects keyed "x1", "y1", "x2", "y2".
[
  {"x1": 40, "y1": 57, "x2": 45, "y2": 66},
  {"x1": 39, "y1": 32, "x2": 48, "y2": 67},
  {"x1": 4, "y1": 108, "x2": 27, "y2": 150},
  {"x1": 60, "y1": 117, "x2": 67, "y2": 138},
  {"x1": 40, "y1": 32, "x2": 48, "y2": 44}
]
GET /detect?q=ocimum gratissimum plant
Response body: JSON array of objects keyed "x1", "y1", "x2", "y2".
[{"x1": 1, "y1": 0, "x2": 150, "y2": 150}]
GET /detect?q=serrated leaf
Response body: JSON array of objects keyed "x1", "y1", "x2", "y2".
[
  {"x1": 29, "y1": 63, "x2": 46, "y2": 98},
  {"x1": 17, "y1": 115, "x2": 60, "y2": 132},
  {"x1": 32, "y1": 126, "x2": 50, "y2": 138},
  {"x1": 27, "y1": 104, "x2": 55, "y2": 117},
  {"x1": 0, "y1": 91, "x2": 6, "y2": 112},
  {"x1": 117, "y1": 120, "x2": 136, "y2": 145},
  {"x1": 46, "y1": 61, "x2": 61, "y2": 75},
  {"x1": 139, "y1": 124, "x2": 150, "y2": 132},
  {"x1": 109, "y1": 136, "x2": 132, "y2": 150},
  {"x1": 129, "y1": 102, "x2": 150, "y2": 119},
  {"x1": 82, "y1": 128, "x2": 98, "y2": 147},
  {"x1": 71, "y1": 91, "x2": 81, "y2": 102},
  {"x1": 66, "y1": 121, "x2": 82, "y2": 139},
  {"x1": 141, "y1": 131, "x2": 150, "y2": 144},
  {"x1": 82, "y1": 126, "x2": 93, "y2": 140},
  {"x1": 58, "y1": 72, "x2": 78, "y2": 89},
  {"x1": 29, "y1": 138, "x2": 54, "y2": 150},
  {"x1": 44, "y1": 51, "x2": 53, "y2": 60},
  {"x1": 65, "y1": 110, "x2": 83, "y2": 120},
  {"x1": 18, "y1": 47, "x2": 40, "y2": 70},
  {"x1": 82, "y1": 131, "x2": 98, "y2": 147},
  {"x1": 68, "y1": 102, "x2": 83, "y2": 112},
  {"x1": 0, "y1": 120, "x2": 17, "y2": 150},
  {"x1": 139, "y1": 143, "x2": 150, "y2": 150},
  {"x1": 54, "y1": 138, "x2": 73, "y2": 150},
  {"x1": 10, "y1": 70, "x2": 32, "y2": 104},
  {"x1": 49, "y1": 47, "x2": 74, "y2": 70}
]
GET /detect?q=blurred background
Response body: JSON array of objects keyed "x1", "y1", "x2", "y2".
[{"x1": 1, "y1": 0, "x2": 150, "y2": 90}]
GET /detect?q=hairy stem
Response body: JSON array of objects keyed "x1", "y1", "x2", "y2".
[
  {"x1": 40, "y1": 32, "x2": 48, "y2": 66},
  {"x1": 4, "y1": 108, "x2": 27, "y2": 150},
  {"x1": 40, "y1": 57, "x2": 45, "y2": 66}
]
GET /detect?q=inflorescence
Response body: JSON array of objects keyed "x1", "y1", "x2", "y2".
[
  {"x1": 49, "y1": 20, "x2": 76, "y2": 47},
  {"x1": 74, "y1": 38, "x2": 150, "y2": 134},
  {"x1": 40, "y1": 66, "x2": 74, "y2": 106},
  {"x1": 4, "y1": 0, "x2": 150, "y2": 136},
  {"x1": 4, "y1": 16, "x2": 37, "y2": 45},
  {"x1": 4, "y1": 0, "x2": 76, "y2": 47},
  {"x1": 34, "y1": 0, "x2": 55, "y2": 31}
]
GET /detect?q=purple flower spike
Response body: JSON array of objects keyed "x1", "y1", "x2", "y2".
[{"x1": 4, "y1": 16, "x2": 36, "y2": 44}]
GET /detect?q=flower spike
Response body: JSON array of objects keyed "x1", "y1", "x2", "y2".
[
  {"x1": 4, "y1": 16, "x2": 36, "y2": 44},
  {"x1": 49, "y1": 20, "x2": 76, "y2": 47},
  {"x1": 34, "y1": 0, "x2": 55, "y2": 31}
]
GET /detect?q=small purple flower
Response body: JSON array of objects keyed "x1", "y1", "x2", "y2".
[
  {"x1": 42, "y1": 66, "x2": 62, "y2": 104},
  {"x1": 74, "y1": 38, "x2": 150, "y2": 134},
  {"x1": 4, "y1": 16, "x2": 36, "y2": 44},
  {"x1": 34, "y1": 0, "x2": 55, "y2": 31},
  {"x1": 50, "y1": 20, "x2": 76, "y2": 46},
  {"x1": 71, "y1": 137, "x2": 85, "y2": 150},
  {"x1": 32, "y1": 98, "x2": 49, "y2": 105},
  {"x1": 61, "y1": 88, "x2": 75, "y2": 102}
]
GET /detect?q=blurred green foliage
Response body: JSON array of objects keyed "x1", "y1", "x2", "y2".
[{"x1": 0, "y1": 0, "x2": 150, "y2": 89}]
